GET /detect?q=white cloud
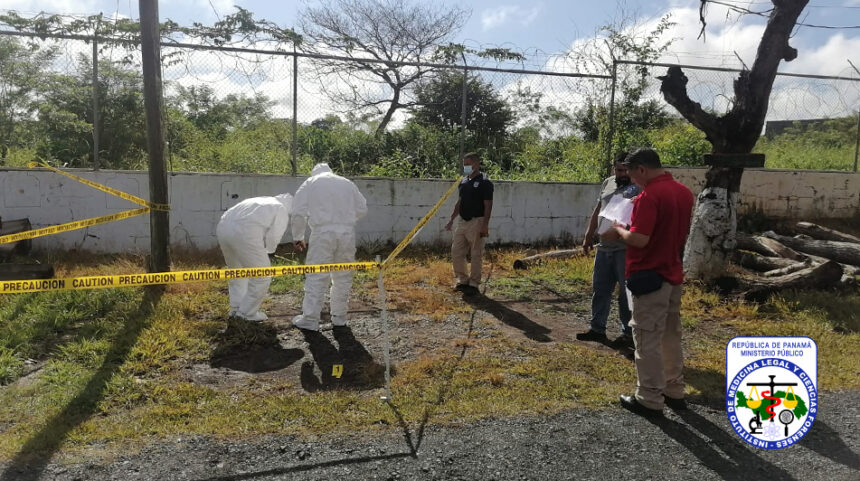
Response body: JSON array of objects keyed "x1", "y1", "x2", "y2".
[
  {"x1": 1, "y1": 0, "x2": 99, "y2": 14},
  {"x1": 480, "y1": 4, "x2": 543, "y2": 31}
]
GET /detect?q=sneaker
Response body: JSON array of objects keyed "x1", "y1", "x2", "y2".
[
  {"x1": 576, "y1": 330, "x2": 608, "y2": 343},
  {"x1": 610, "y1": 334, "x2": 634, "y2": 349},
  {"x1": 238, "y1": 311, "x2": 268, "y2": 322},
  {"x1": 331, "y1": 315, "x2": 348, "y2": 327},
  {"x1": 293, "y1": 315, "x2": 320, "y2": 331}
]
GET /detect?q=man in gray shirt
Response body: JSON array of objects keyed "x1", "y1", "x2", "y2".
[{"x1": 576, "y1": 152, "x2": 641, "y2": 348}]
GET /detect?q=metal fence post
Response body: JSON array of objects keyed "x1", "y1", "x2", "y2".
[
  {"x1": 854, "y1": 109, "x2": 859, "y2": 172},
  {"x1": 92, "y1": 32, "x2": 100, "y2": 170},
  {"x1": 291, "y1": 47, "x2": 298, "y2": 176},
  {"x1": 605, "y1": 60, "x2": 618, "y2": 176},
  {"x1": 459, "y1": 54, "x2": 468, "y2": 165},
  {"x1": 377, "y1": 255, "x2": 392, "y2": 401}
]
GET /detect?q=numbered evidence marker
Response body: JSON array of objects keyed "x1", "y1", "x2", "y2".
[{"x1": 332, "y1": 364, "x2": 343, "y2": 379}]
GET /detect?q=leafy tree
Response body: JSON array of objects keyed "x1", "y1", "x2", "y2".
[
  {"x1": 30, "y1": 56, "x2": 147, "y2": 169},
  {"x1": 0, "y1": 37, "x2": 58, "y2": 162},
  {"x1": 565, "y1": 12, "x2": 676, "y2": 165},
  {"x1": 411, "y1": 70, "x2": 513, "y2": 146},
  {"x1": 171, "y1": 85, "x2": 273, "y2": 140}
]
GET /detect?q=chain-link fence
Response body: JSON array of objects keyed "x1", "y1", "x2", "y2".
[
  {"x1": 608, "y1": 60, "x2": 860, "y2": 172},
  {"x1": 2, "y1": 28, "x2": 857, "y2": 181}
]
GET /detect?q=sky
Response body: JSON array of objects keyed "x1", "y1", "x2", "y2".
[
  {"x1": 2, "y1": 0, "x2": 859, "y2": 74},
  {"x1": 2, "y1": 1, "x2": 859, "y2": 123}
]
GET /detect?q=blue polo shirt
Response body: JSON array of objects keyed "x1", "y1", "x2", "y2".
[{"x1": 458, "y1": 173, "x2": 493, "y2": 221}]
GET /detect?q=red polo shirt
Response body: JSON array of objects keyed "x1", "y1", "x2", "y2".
[{"x1": 625, "y1": 172, "x2": 694, "y2": 285}]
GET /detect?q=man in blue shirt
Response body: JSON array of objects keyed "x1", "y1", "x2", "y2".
[{"x1": 445, "y1": 153, "x2": 494, "y2": 295}]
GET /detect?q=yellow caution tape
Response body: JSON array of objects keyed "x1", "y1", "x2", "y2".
[
  {"x1": 0, "y1": 261, "x2": 379, "y2": 294},
  {"x1": 0, "y1": 207, "x2": 150, "y2": 245},
  {"x1": 382, "y1": 178, "x2": 461, "y2": 267},
  {"x1": 28, "y1": 161, "x2": 170, "y2": 212}
]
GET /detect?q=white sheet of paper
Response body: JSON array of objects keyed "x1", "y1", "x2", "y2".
[{"x1": 598, "y1": 194, "x2": 634, "y2": 227}]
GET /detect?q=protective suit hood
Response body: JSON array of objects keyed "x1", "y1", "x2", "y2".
[{"x1": 311, "y1": 163, "x2": 333, "y2": 176}]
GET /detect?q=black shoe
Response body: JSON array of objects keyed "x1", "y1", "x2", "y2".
[
  {"x1": 620, "y1": 394, "x2": 663, "y2": 418},
  {"x1": 664, "y1": 396, "x2": 688, "y2": 410},
  {"x1": 576, "y1": 330, "x2": 608, "y2": 343},
  {"x1": 610, "y1": 334, "x2": 634, "y2": 349}
]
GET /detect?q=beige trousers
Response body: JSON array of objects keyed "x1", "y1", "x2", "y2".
[
  {"x1": 630, "y1": 282, "x2": 685, "y2": 410},
  {"x1": 451, "y1": 217, "x2": 485, "y2": 287}
]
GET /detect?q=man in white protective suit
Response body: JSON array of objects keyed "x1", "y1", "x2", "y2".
[
  {"x1": 216, "y1": 193, "x2": 292, "y2": 322},
  {"x1": 291, "y1": 163, "x2": 368, "y2": 331}
]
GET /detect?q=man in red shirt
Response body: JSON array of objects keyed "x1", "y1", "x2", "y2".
[{"x1": 602, "y1": 148, "x2": 694, "y2": 417}]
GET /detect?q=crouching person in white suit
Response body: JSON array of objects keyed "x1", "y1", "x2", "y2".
[
  {"x1": 216, "y1": 193, "x2": 292, "y2": 322},
  {"x1": 291, "y1": 163, "x2": 368, "y2": 331}
]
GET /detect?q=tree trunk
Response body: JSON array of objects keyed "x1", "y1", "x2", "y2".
[
  {"x1": 374, "y1": 88, "x2": 400, "y2": 138},
  {"x1": 762, "y1": 231, "x2": 860, "y2": 266},
  {"x1": 762, "y1": 259, "x2": 813, "y2": 277},
  {"x1": 739, "y1": 260, "x2": 843, "y2": 302},
  {"x1": 513, "y1": 248, "x2": 584, "y2": 270},
  {"x1": 660, "y1": 0, "x2": 810, "y2": 280},
  {"x1": 732, "y1": 251, "x2": 799, "y2": 272},
  {"x1": 794, "y1": 222, "x2": 860, "y2": 243},
  {"x1": 735, "y1": 233, "x2": 805, "y2": 260}
]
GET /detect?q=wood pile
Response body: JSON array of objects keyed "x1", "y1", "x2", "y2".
[{"x1": 730, "y1": 222, "x2": 859, "y2": 301}]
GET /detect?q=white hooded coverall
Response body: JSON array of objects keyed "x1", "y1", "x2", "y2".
[
  {"x1": 292, "y1": 164, "x2": 367, "y2": 327},
  {"x1": 216, "y1": 194, "x2": 292, "y2": 319}
]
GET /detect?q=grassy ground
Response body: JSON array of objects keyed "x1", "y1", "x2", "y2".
[{"x1": 0, "y1": 247, "x2": 857, "y2": 463}]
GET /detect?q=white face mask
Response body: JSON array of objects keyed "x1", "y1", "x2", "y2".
[{"x1": 463, "y1": 165, "x2": 473, "y2": 176}]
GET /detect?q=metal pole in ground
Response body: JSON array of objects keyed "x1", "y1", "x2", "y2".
[
  {"x1": 459, "y1": 54, "x2": 468, "y2": 164},
  {"x1": 291, "y1": 47, "x2": 298, "y2": 176},
  {"x1": 91, "y1": 23, "x2": 100, "y2": 170},
  {"x1": 853, "y1": 109, "x2": 859, "y2": 172},
  {"x1": 605, "y1": 60, "x2": 618, "y2": 178},
  {"x1": 377, "y1": 256, "x2": 392, "y2": 401}
]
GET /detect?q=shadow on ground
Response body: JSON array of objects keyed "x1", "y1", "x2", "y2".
[
  {"x1": 0, "y1": 288, "x2": 163, "y2": 481},
  {"x1": 463, "y1": 292, "x2": 552, "y2": 342},
  {"x1": 300, "y1": 326, "x2": 387, "y2": 391},
  {"x1": 210, "y1": 319, "x2": 304, "y2": 373}
]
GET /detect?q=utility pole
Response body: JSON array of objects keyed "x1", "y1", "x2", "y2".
[{"x1": 139, "y1": 0, "x2": 170, "y2": 274}]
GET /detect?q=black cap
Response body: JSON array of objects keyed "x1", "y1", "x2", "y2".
[{"x1": 621, "y1": 148, "x2": 662, "y2": 168}]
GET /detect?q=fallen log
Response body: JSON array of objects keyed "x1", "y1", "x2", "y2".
[
  {"x1": 795, "y1": 222, "x2": 860, "y2": 244},
  {"x1": 739, "y1": 260, "x2": 844, "y2": 302},
  {"x1": 732, "y1": 251, "x2": 799, "y2": 272},
  {"x1": 763, "y1": 231, "x2": 860, "y2": 266},
  {"x1": 762, "y1": 259, "x2": 813, "y2": 278},
  {"x1": 513, "y1": 248, "x2": 585, "y2": 270},
  {"x1": 735, "y1": 233, "x2": 805, "y2": 261}
]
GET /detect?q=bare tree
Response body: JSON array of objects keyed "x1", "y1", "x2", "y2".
[
  {"x1": 299, "y1": 0, "x2": 468, "y2": 136},
  {"x1": 658, "y1": 0, "x2": 810, "y2": 280}
]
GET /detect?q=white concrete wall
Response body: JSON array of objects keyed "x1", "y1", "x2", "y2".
[
  {"x1": 668, "y1": 167, "x2": 860, "y2": 219},
  {"x1": 1, "y1": 168, "x2": 857, "y2": 254},
  {"x1": 0, "y1": 169, "x2": 596, "y2": 253}
]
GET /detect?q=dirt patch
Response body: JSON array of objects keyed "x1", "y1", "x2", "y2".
[{"x1": 193, "y1": 269, "x2": 636, "y2": 393}]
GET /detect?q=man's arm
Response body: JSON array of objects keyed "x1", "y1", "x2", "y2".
[
  {"x1": 480, "y1": 200, "x2": 492, "y2": 237},
  {"x1": 603, "y1": 222, "x2": 650, "y2": 248},
  {"x1": 582, "y1": 202, "x2": 600, "y2": 254},
  {"x1": 445, "y1": 200, "x2": 461, "y2": 231}
]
